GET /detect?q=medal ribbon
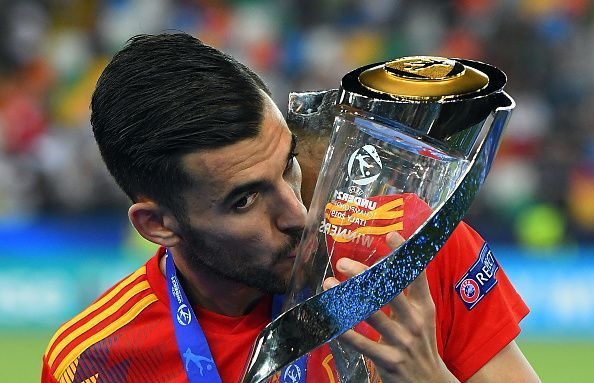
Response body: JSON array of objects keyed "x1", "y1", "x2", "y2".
[
  {"x1": 165, "y1": 249, "x2": 307, "y2": 383},
  {"x1": 165, "y1": 248, "x2": 222, "y2": 383}
]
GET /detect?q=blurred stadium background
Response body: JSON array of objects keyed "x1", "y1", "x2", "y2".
[{"x1": 0, "y1": 0, "x2": 593, "y2": 381}]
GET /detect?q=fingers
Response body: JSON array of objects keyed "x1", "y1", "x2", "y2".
[
  {"x1": 322, "y1": 233, "x2": 441, "y2": 381},
  {"x1": 364, "y1": 307, "x2": 411, "y2": 345},
  {"x1": 332, "y1": 256, "x2": 420, "y2": 325},
  {"x1": 389, "y1": 271, "x2": 433, "y2": 322},
  {"x1": 323, "y1": 270, "x2": 402, "y2": 342},
  {"x1": 330, "y1": 258, "x2": 432, "y2": 308},
  {"x1": 386, "y1": 231, "x2": 405, "y2": 250},
  {"x1": 339, "y1": 328, "x2": 412, "y2": 370},
  {"x1": 322, "y1": 259, "x2": 367, "y2": 292},
  {"x1": 323, "y1": 276, "x2": 339, "y2": 291},
  {"x1": 338, "y1": 329, "x2": 381, "y2": 355},
  {"x1": 384, "y1": 231, "x2": 432, "y2": 306},
  {"x1": 323, "y1": 277, "x2": 403, "y2": 347},
  {"x1": 324, "y1": 257, "x2": 435, "y2": 356},
  {"x1": 405, "y1": 270, "x2": 432, "y2": 305},
  {"x1": 336, "y1": 257, "x2": 367, "y2": 276},
  {"x1": 326, "y1": 258, "x2": 412, "y2": 344},
  {"x1": 333, "y1": 231, "x2": 403, "y2": 279}
]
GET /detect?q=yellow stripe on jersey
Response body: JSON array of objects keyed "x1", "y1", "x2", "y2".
[
  {"x1": 48, "y1": 280, "x2": 151, "y2": 366},
  {"x1": 45, "y1": 266, "x2": 147, "y2": 356},
  {"x1": 57, "y1": 357, "x2": 99, "y2": 383},
  {"x1": 54, "y1": 294, "x2": 158, "y2": 381},
  {"x1": 60, "y1": 357, "x2": 77, "y2": 383},
  {"x1": 82, "y1": 375, "x2": 99, "y2": 383}
]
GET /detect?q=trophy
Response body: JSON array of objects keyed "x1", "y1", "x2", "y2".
[{"x1": 241, "y1": 56, "x2": 515, "y2": 382}]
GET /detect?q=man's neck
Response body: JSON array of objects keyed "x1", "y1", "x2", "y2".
[{"x1": 159, "y1": 248, "x2": 265, "y2": 317}]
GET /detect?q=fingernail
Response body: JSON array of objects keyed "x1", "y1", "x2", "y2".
[
  {"x1": 325, "y1": 278, "x2": 339, "y2": 288},
  {"x1": 386, "y1": 231, "x2": 404, "y2": 246}
]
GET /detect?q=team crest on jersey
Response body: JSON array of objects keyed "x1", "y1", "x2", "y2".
[{"x1": 455, "y1": 243, "x2": 499, "y2": 310}]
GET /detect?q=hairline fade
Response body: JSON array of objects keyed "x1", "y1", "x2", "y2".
[{"x1": 91, "y1": 33, "x2": 271, "y2": 217}]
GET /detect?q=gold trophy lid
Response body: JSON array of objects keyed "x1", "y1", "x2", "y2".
[{"x1": 358, "y1": 56, "x2": 490, "y2": 101}]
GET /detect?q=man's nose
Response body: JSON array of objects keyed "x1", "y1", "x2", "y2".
[{"x1": 275, "y1": 181, "x2": 307, "y2": 232}]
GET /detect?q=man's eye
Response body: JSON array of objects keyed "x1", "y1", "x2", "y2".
[{"x1": 233, "y1": 192, "x2": 258, "y2": 211}]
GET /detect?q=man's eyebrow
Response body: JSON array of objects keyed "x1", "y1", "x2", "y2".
[
  {"x1": 223, "y1": 133, "x2": 297, "y2": 205},
  {"x1": 223, "y1": 180, "x2": 272, "y2": 204},
  {"x1": 286, "y1": 133, "x2": 298, "y2": 164}
]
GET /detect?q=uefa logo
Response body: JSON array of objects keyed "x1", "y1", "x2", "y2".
[
  {"x1": 459, "y1": 279, "x2": 480, "y2": 304},
  {"x1": 347, "y1": 145, "x2": 383, "y2": 186},
  {"x1": 177, "y1": 303, "x2": 192, "y2": 326}
]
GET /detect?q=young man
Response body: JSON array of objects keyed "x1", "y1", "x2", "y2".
[{"x1": 42, "y1": 33, "x2": 539, "y2": 383}]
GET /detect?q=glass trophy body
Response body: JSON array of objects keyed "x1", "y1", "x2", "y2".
[{"x1": 241, "y1": 56, "x2": 515, "y2": 383}]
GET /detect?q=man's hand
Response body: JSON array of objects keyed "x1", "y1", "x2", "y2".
[{"x1": 323, "y1": 232, "x2": 459, "y2": 383}]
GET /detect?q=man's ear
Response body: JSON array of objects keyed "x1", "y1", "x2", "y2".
[{"x1": 128, "y1": 201, "x2": 181, "y2": 248}]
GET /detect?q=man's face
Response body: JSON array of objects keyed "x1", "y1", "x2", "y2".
[{"x1": 176, "y1": 95, "x2": 307, "y2": 294}]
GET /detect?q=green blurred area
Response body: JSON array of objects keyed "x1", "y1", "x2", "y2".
[
  {"x1": 0, "y1": 331, "x2": 50, "y2": 383},
  {"x1": 1, "y1": 331, "x2": 592, "y2": 382},
  {"x1": 519, "y1": 340, "x2": 594, "y2": 382}
]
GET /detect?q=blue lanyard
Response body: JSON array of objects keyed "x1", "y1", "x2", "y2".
[
  {"x1": 165, "y1": 249, "x2": 222, "y2": 382},
  {"x1": 165, "y1": 249, "x2": 307, "y2": 383}
]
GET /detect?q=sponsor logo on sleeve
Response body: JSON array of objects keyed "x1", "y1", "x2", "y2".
[{"x1": 455, "y1": 243, "x2": 500, "y2": 310}]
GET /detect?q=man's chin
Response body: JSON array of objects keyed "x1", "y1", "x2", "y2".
[
  {"x1": 253, "y1": 278, "x2": 289, "y2": 296},
  {"x1": 231, "y1": 261, "x2": 292, "y2": 296},
  {"x1": 260, "y1": 265, "x2": 293, "y2": 295}
]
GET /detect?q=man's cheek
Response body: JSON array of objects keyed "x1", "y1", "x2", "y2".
[{"x1": 227, "y1": 230, "x2": 269, "y2": 251}]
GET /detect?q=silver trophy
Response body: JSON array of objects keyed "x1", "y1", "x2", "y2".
[{"x1": 241, "y1": 56, "x2": 515, "y2": 382}]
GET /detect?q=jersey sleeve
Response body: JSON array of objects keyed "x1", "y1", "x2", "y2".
[
  {"x1": 434, "y1": 222, "x2": 529, "y2": 382},
  {"x1": 41, "y1": 355, "x2": 59, "y2": 383}
]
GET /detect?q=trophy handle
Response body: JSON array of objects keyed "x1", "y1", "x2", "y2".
[{"x1": 288, "y1": 89, "x2": 339, "y2": 134}]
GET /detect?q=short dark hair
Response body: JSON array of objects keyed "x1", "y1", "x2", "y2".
[{"x1": 91, "y1": 33, "x2": 271, "y2": 216}]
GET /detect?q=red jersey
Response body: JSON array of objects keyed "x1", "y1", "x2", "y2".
[{"x1": 42, "y1": 223, "x2": 528, "y2": 383}]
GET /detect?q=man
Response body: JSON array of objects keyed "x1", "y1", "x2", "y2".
[{"x1": 42, "y1": 33, "x2": 540, "y2": 383}]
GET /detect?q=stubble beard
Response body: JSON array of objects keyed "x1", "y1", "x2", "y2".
[{"x1": 179, "y1": 224, "x2": 303, "y2": 295}]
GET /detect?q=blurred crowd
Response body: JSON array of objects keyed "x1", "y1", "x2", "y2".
[{"x1": 0, "y1": 0, "x2": 592, "y2": 247}]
